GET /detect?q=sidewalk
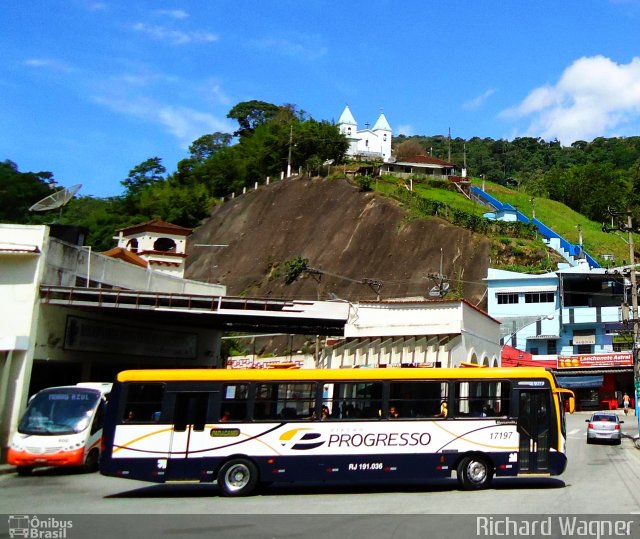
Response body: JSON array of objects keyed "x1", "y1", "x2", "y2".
[{"x1": 0, "y1": 464, "x2": 15, "y2": 475}]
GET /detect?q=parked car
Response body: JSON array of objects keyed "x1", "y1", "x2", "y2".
[{"x1": 586, "y1": 412, "x2": 623, "y2": 444}]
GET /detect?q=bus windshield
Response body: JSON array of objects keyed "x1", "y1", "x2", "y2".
[{"x1": 18, "y1": 388, "x2": 100, "y2": 435}]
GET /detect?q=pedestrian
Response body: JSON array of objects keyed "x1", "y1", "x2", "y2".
[{"x1": 623, "y1": 393, "x2": 631, "y2": 416}]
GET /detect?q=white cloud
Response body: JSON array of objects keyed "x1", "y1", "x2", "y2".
[
  {"x1": 157, "y1": 106, "x2": 233, "y2": 146},
  {"x1": 252, "y1": 37, "x2": 327, "y2": 61},
  {"x1": 396, "y1": 124, "x2": 415, "y2": 136},
  {"x1": 462, "y1": 88, "x2": 497, "y2": 111},
  {"x1": 92, "y1": 92, "x2": 235, "y2": 147},
  {"x1": 76, "y1": 0, "x2": 107, "y2": 11},
  {"x1": 132, "y1": 22, "x2": 218, "y2": 45},
  {"x1": 156, "y1": 9, "x2": 189, "y2": 19},
  {"x1": 502, "y1": 55, "x2": 640, "y2": 144},
  {"x1": 24, "y1": 58, "x2": 73, "y2": 73}
]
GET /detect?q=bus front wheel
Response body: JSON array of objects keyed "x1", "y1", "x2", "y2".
[
  {"x1": 16, "y1": 466, "x2": 33, "y2": 476},
  {"x1": 217, "y1": 458, "x2": 259, "y2": 497},
  {"x1": 457, "y1": 455, "x2": 493, "y2": 490}
]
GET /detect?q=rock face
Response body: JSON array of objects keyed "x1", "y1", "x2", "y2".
[{"x1": 185, "y1": 177, "x2": 490, "y2": 305}]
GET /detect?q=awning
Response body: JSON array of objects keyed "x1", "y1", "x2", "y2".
[{"x1": 555, "y1": 375, "x2": 604, "y2": 389}]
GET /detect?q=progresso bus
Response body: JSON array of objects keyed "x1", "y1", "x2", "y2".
[
  {"x1": 9, "y1": 382, "x2": 112, "y2": 475},
  {"x1": 100, "y1": 367, "x2": 575, "y2": 495}
]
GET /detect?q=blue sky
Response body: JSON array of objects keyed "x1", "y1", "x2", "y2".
[{"x1": 3, "y1": 0, "x2": 640, "y2": 198}]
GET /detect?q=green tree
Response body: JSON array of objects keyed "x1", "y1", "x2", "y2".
[
  {"x1": 0, "y1": 160, "x2": 56, "y2": 222},
  {"x1": 227, "y1": 100, "x2": 281, "y2": 138},
  {"x1": 121, "y1": 157, "x2": 166, "y2": 197},
  {"x1": 188, "y1": 132, "x2": 232, "y2": 162}
]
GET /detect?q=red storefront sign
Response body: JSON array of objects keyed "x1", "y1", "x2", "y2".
[{"x1": 557, "y1": 352, "x2": 633, "y2": 369}]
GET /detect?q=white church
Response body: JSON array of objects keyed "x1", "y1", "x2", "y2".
[{"x1": 337, "y1": 106, "x2": 392, "y2": 162}]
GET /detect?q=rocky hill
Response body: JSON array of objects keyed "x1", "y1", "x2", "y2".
[{"x1": 185, "y1": 177, "x2": 493, "y2": 306}]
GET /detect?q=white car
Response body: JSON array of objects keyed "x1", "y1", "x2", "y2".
[{"x1": 586, "y1": 412, "x2": 623, "y2": 445}]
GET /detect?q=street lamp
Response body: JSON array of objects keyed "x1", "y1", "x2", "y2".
[{"x1": 602, "y1": 208, "x2": 640, "y2": 431}]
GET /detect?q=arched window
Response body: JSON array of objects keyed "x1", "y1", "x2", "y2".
[
  {"x1": 153, "y1": 237, "x2": 176, "y2": 252},
  {"x1": 347, "y1": 127, "x2": 352, "y2": 135},
  {"x1": 126, "y1": 238, "x2": 139, "y2": 253}
]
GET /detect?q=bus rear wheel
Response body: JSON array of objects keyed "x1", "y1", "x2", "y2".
[
  {"x1": 217, "y1": 459, "x2": 259, "y2": 497},
  {"x1": 457, "y1": 455, "x2": 493, "y2": 490}
]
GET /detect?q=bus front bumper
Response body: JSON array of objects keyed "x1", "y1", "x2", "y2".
[{"x1": 7, "y1": 447, "x2": 85, "y2": 468}]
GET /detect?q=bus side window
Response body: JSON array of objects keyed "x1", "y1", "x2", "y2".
[
  {"x1": 389, "y1": 381, "x2": 447, "y2": 418},
  {"x1": 122, "y1": 383, "x2": 165, "y2": 424},
  {"x1": 331, "y1": 382, "x2": 383, "y2": 421},
  {"x1": 454, "y1": 381, "x2": 511, "y2": 419},
  {"x1": 220, "y1": 383, "x2": 248, "y2": 422},
  {"x1": 91, "y1": 401, "x2": 105, "y2": 435}
]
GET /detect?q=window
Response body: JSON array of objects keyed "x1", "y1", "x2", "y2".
[
  {"x1": 547, "y1": 340, "x2": 557, "y2": 354},
  {"x1": 497, "y1": 293, "x2": 519, "y2": 304},
  {"x1": 122, "y1": 383, "x2": 165, "y2": 423},
  {"x1": 575, "y1": 344, "x2": 592, "y2": 355},
  {"x1": 524, "y1": 292, "x2": 554, "y2": 303},
  {"x1": 153, "y1": 237, "x2": 176, "y2": 252},
  {"x1": 221, "y1": 383, "x2": 248, "y2": 421},
  {"x1": 253, "y1": 382, "x2": 316, "y2": 420},
  {"x1": 126, "y1": 238, "x2": 139, "y2": 253},
  {"x1": 454, "y1": 381, "x2": 511, "y2": 418},
  {"x1": 323, "y1": 381, "x2": 383, "y2": 420},
  {"x1": 389, "y1": 381, "x2": 447, "y2": 418}
]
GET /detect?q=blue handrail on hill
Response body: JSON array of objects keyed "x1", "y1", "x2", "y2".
[{"x1": 470, "y1": 186, "x2": 601, "y2": 268}]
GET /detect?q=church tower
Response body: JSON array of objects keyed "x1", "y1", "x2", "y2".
[
  {"x1": 337, "y1": 105, "x2": 359, "y2": 155},
  {"x1": 372, "y1": 112, "x2": 392, "y2": 162}
]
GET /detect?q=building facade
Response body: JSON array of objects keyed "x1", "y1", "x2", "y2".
[
  {"x1": 487, "y1": 266, "x2": 633, "y2": 410},
  {"x1": 337, "y1": 105, "x2": 392, "y2": 162}
]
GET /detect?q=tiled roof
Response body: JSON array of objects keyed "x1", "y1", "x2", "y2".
[
  {"x1": 101, "y1": 247, "x2": 148, "y2": 268},
  {"x1": 116, "y1": 220, "x2": 192, "y2": 236},
  {"x1": 394, "y1": 155, "x2": 455, "y2": 167}
]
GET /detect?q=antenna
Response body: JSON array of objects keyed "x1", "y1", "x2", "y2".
[
  {"x1": 29, "y1": 184, "x2": 82, "y2": 220},
  {"x1": 427, "y1": 248, "x2": 450, "y2": 298}
]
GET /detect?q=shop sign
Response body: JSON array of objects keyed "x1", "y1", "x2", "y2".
[
  {"x1": 557, "y1": 352, "x2": 632, "y2": 369},
  {"x1": 572, "y1": 334, "x2": 595, "y2": 345}
]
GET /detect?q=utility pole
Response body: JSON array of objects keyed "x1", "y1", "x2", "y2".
[
  {"x1": 603, "y1": 209, "x2": 640, "y2": 431},
  {"x1": 286, "y1": 125, "x2": 293, "y2": 178}
]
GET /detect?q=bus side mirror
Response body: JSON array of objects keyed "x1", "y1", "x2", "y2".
[{"x1": 567, "y1": 396, "x2": 575, "y2": 414}]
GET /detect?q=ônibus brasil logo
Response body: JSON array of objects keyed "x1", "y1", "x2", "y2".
[{"x1": 279, "y1": 428, "x2": 324, "y2": 450}]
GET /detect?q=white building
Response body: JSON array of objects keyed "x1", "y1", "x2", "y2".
[
  {"x1": 338, "y1": 105, "x2": 393, "y2": 162},
  {"x1": 321, "y1": 299, "x2": 501, "y2": 368},
  {"x1": 0, "y1": 223, "x2": 226, "y2": 462},
  {"x1": 108, "y1": 219, "x2": 192, "y2": 279}
]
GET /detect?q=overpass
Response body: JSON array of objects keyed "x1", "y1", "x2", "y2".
[{"x1": 39, "y1": 286, "x2": 350, "y2": 335}]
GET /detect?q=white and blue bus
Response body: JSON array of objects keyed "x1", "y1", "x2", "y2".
[{"x1": 99, "y1": 367, "x2": 574, "y2": 495}]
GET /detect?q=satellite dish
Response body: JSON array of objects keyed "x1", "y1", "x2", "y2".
[
  {"x1": 323, "y1": 159, "x2": 335, "y2": 166},
  {"x1": 29, "y1": 184, "x2": 82, "y2": 212},
  {"x1": 428, "y1": 282, "x2": 450, "y2": 298}
]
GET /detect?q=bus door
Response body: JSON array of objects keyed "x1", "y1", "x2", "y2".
[
  {"x1": 167, "y1": 391, "x2": 212, "y2": 478},
  {"x1": 516, "y1": 389, "x2": 551, "y2": 474}
]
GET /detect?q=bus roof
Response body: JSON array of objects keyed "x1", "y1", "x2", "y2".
[{"x1": 116, "y1": 367, "x2": 557, "y2": 384}]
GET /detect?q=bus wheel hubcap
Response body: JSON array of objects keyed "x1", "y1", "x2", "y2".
[
  {"x1": 468, "y1": 461, "x2": 486, "y2": 482},
  {"x1": 226, "y1": 465, "x2": 249, "y2": 490}
]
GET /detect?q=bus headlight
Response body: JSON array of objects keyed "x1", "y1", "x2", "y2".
[
  {"x1": 10, "y1": 440, "x2": 25, "y2": 452},
  {"x1": 63, "y1": 441, "x2": 84, "y2": 452}
]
